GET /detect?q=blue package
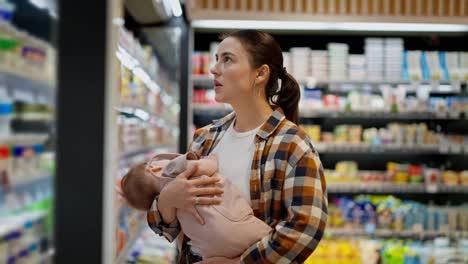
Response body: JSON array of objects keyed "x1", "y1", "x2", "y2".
[
  {"x1": 403, "y1": 51, "x2": 409, "y2": 80},
  {"x1": 439, "y1": 52, "x2": 450, "y2": 81},
  {"x1": 421, "y1": 52, "x2": 430, "y2": 81}
]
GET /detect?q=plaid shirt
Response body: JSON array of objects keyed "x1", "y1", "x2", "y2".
[{"x1": 147, "y1": 109, "x2": 328, "y2": 263}]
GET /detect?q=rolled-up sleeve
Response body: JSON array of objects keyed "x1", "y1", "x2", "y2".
[
  {"x1": 146, "y1": 195, "x2": 181, "y2": 242},
  {"x1": 240, "y1": 150, "x2": 328, "y2": 264},
  {"x1": 146, "y1": 127, "x2": 209, "y2": 242}
]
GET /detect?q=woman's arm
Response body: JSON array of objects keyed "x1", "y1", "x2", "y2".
[
  {"x1": 147, "y1": 164, "x2": 224, "y2": 242},
  {"x1": 240, "y1": 149, "x2": 328, "y2": 264}
]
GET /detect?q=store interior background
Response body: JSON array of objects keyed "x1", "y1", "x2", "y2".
[{"x1": 0, "y1": 0, "x2": 467, "y2": 263}]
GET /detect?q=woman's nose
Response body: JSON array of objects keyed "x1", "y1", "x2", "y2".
[{"x1": 210, "y1": 63, "x2": 219, "y2": 76}]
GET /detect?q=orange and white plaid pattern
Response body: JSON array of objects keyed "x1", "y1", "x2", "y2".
[{"x1": 148, "y1": 108, "x2": 327, "y2": 263}]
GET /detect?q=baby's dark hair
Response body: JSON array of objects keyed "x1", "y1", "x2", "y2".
[{"x1": 121, "y1": 162, "x2": 156, "y2": 210}]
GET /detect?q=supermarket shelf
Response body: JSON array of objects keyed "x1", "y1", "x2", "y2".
[
  {"x1": 116, "y1": 46, "x2": 175, "y2": 107},
  {"x1": 0, "y1": 71, "x2": 54, "y2": 97},
  {"x1": 192, "y1": 75, "x2": 465, "y2": 94},
  {"x1": 316, "y1": 143, "x2": 467, "y2": 155},
  {"x1": 328, "y1": 183, "x2": 425, "y2": 193},
  {"x1": 437, "y1": 185, "x2": 468, "y2": 193},
  {"x1": 0, "y1": 175, "x2": 53, "y2": 193},
  {"x1": 313, "y1": 79, "x2": 457, "y2": 86},
  {"x1": 326, "y1": 229, "x2": 468, "y2": 239},
  {"x1": 116, "y1": 105, "x2": 179, "y2": 129},
  {"x1": 194, "y1": 104, "x2": 467, "y2": 121},
  {"x1": 115, "y1": 221, "x2": 147, "y2": 264},
  {"x1": 327, "y1": 183, "x2": 468, "y2": 194},
  {"x1": 193, "y1": 104, "x2": 232, "y2": 116},
  {"x1": 192, "y1": 74, "x2": 213, "y2": 86},
  {"x1": 300, "y1": 110, "x2": 466, "y2": 120}
]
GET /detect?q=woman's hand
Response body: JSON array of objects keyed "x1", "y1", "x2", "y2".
[
  {"x1": 195, "y1": 256, "x2": 240, "y2": 264},
  {"x1": 158, "y1": 163, "x2": 224, "y2": 225}
]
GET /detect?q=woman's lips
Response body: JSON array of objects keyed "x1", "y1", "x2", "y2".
[{"x1": 214, "y1": 80, "x2": 223, "y2": 90}]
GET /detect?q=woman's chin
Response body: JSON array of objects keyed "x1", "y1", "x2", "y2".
[{"x1": 214, "y1": 94, "x2": 227, "y2": 103}]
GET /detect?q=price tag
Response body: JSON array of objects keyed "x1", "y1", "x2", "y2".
[
  {"x1": 451, "y1": 80, "x2": 461, "y2": 93},
  {"x1": 13, "y1": 89, "x2": 35, "y2": 103},
  {"x1": 412, "y1": 224, "x2": 423, "y2": 233},
  {"x1": 426, "y1": 184, "x2": 438, "y2": 193}
]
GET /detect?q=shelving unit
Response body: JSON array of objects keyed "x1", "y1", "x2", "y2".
[
  {"x1": 326, "y1": 229, "x2": 468, "y2": 239},
  {"x1": 0, "y1": 7, "x2": 57, "y2": 262},
  {"x1": 189, "y1": 6, "x2": 468, "y2": 262},
  {"x1": 315, "y1": 143, "x2": 467, "y2": 155},
  {"x1": 327, "y1": 183, "x2": 468, "y2": 194}
]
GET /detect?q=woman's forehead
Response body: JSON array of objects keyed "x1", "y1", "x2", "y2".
[{"x1": 217, "y1": 37, "x2": 244, "y2": 56}]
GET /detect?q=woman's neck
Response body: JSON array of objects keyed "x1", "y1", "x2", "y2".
[{"x1": 230, "y1": 99, "x2": 273, "y2": 133}]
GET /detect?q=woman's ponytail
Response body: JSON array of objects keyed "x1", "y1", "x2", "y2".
[{"x1": 277, "y1": 70, "x2": 300, "y2": 125}]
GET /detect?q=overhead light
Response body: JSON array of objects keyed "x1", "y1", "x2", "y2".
[
  {"x1": 191, "y1": 20, "x2": 468, "y2": 32},
  {"x1": 134, "y1": 108, "x2": 151, "y2": 121},
  {"x1": 29, "y1": 0, "x2": 48, "y2": 9}
]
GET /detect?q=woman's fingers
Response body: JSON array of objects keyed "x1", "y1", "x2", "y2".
[
  {"x1": 192, "y1": 186, "x2": 224, "y2": 197},
  {"x1": 190, "y1": 175, "x2": 222, "y2": 187},
  {"x1": 193, "y1": 196, "x2": 223, "y2": 206}
]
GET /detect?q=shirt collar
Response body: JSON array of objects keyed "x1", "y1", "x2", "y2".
[{"x1": 211, "y1": 108, "x2": 285, "y2": 140}]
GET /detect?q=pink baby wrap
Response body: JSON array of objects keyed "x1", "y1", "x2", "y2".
[{"x1": 150, "y1": 153, "x2": 272, "y2": 258}]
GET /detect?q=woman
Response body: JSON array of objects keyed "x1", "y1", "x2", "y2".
[{"x1": 147, "y1": 30, "x2": 327, "y2": 264}]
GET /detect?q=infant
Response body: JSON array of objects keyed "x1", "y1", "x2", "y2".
[{"x1": 120, "y1": 152, "x2": 272, "y2": 259}]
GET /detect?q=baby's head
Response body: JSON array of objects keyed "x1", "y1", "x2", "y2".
[
  {"x1": 120, "y1": 152, "x2": 199, "y2": 210},
  {"x1": 120, "y1": 162, "x2": 159, "y2": 210}
]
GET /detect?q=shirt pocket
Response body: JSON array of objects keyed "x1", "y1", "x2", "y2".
[{"x1": 212, "y1": 178, "x2": 253, "y2": 222}]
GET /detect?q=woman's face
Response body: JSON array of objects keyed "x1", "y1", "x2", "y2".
[{"x1": 210, "y1": 37, "x2": 256, "y2": 104}]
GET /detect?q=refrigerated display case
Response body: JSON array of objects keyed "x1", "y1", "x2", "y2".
[{"x1": 0, "y1": 0, "x2": 57, "y2": 263}]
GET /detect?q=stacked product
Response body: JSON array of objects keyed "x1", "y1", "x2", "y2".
[
  {"x1": 442, "y1": 52, "x2": 460, "y2": 81},
  {"x1": 118, "y1": 27, "x2": 158, "y2": 80},
  {"x1": 405, "y1": 50, "x2": 423, "y2": 81},
  {"x1": 290, "y1": 47, "x2": 310, "y2": 81},
  {"x1": 127, "y1": 228, "x2": 177, "y2": 263},
  {"x1": 461, "y1": 52, "x2": 468, "y2": 80},
  {"x1": 328, "y1": 43, "x2": 349, "y2": 80},
  {"x1": 300, "y1": 88, "x2": 468, "y2": 116},
  {"x1": 385, "y1": 38, "x2": 404, "y2": 81},
  {"x1": 302, "y1": 123, "x2": 468, "y2": 151},
  {"x1": 325, "y1": 160, "x2": 468, "y2": 186},
  {"x1": 0, "y1": 211, "x2": 51, "y2": 264},
  {"x1": 327, "y1": 195, "x2": 468, "y2": 236},
  {"x1": 0, "y1": 20, "x2": 56, "y2": 84},
  {"x1": 192, "y1": 51, "x2": 211, "y2": 76},
  {"x1": 425, "y1": 51, "x2": 443, "y2": 81},
  {"x1": 310, "y1": 50, "x2": 328, "y2": 80},
  {"x1": 305, "y1": 238, "x2": 468, "y2": 264},
  {"x1": 348, "y1": 55, "x2": 366, "y2": 81},
  {"x1": 365, "y1": 38, "x2": 384, "y2": 81}
]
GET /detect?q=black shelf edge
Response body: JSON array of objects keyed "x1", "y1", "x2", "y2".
[{"x1": 327, "y1": 183, "x2": 468, "y2": 194}]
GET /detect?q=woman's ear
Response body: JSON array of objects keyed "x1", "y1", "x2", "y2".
[{"x1": 255, "y1": 64, "x2": 270, "y2": 84}]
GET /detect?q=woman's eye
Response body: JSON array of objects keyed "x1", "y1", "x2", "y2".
[{"x1": 224, "y1": 57, "x2": 231, "y2": 62}]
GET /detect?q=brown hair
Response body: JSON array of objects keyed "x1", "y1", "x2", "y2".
[
  {"x1": 121, "y1": 163, "x2": 156, "y2": 210},
  {"x1": 222, "y1": 30, "x2": 301, "y2": 124}
]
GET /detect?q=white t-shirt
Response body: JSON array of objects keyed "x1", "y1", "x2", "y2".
[{"x1": 211, "y1": 120, "x2": 261, "y2": 204}]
